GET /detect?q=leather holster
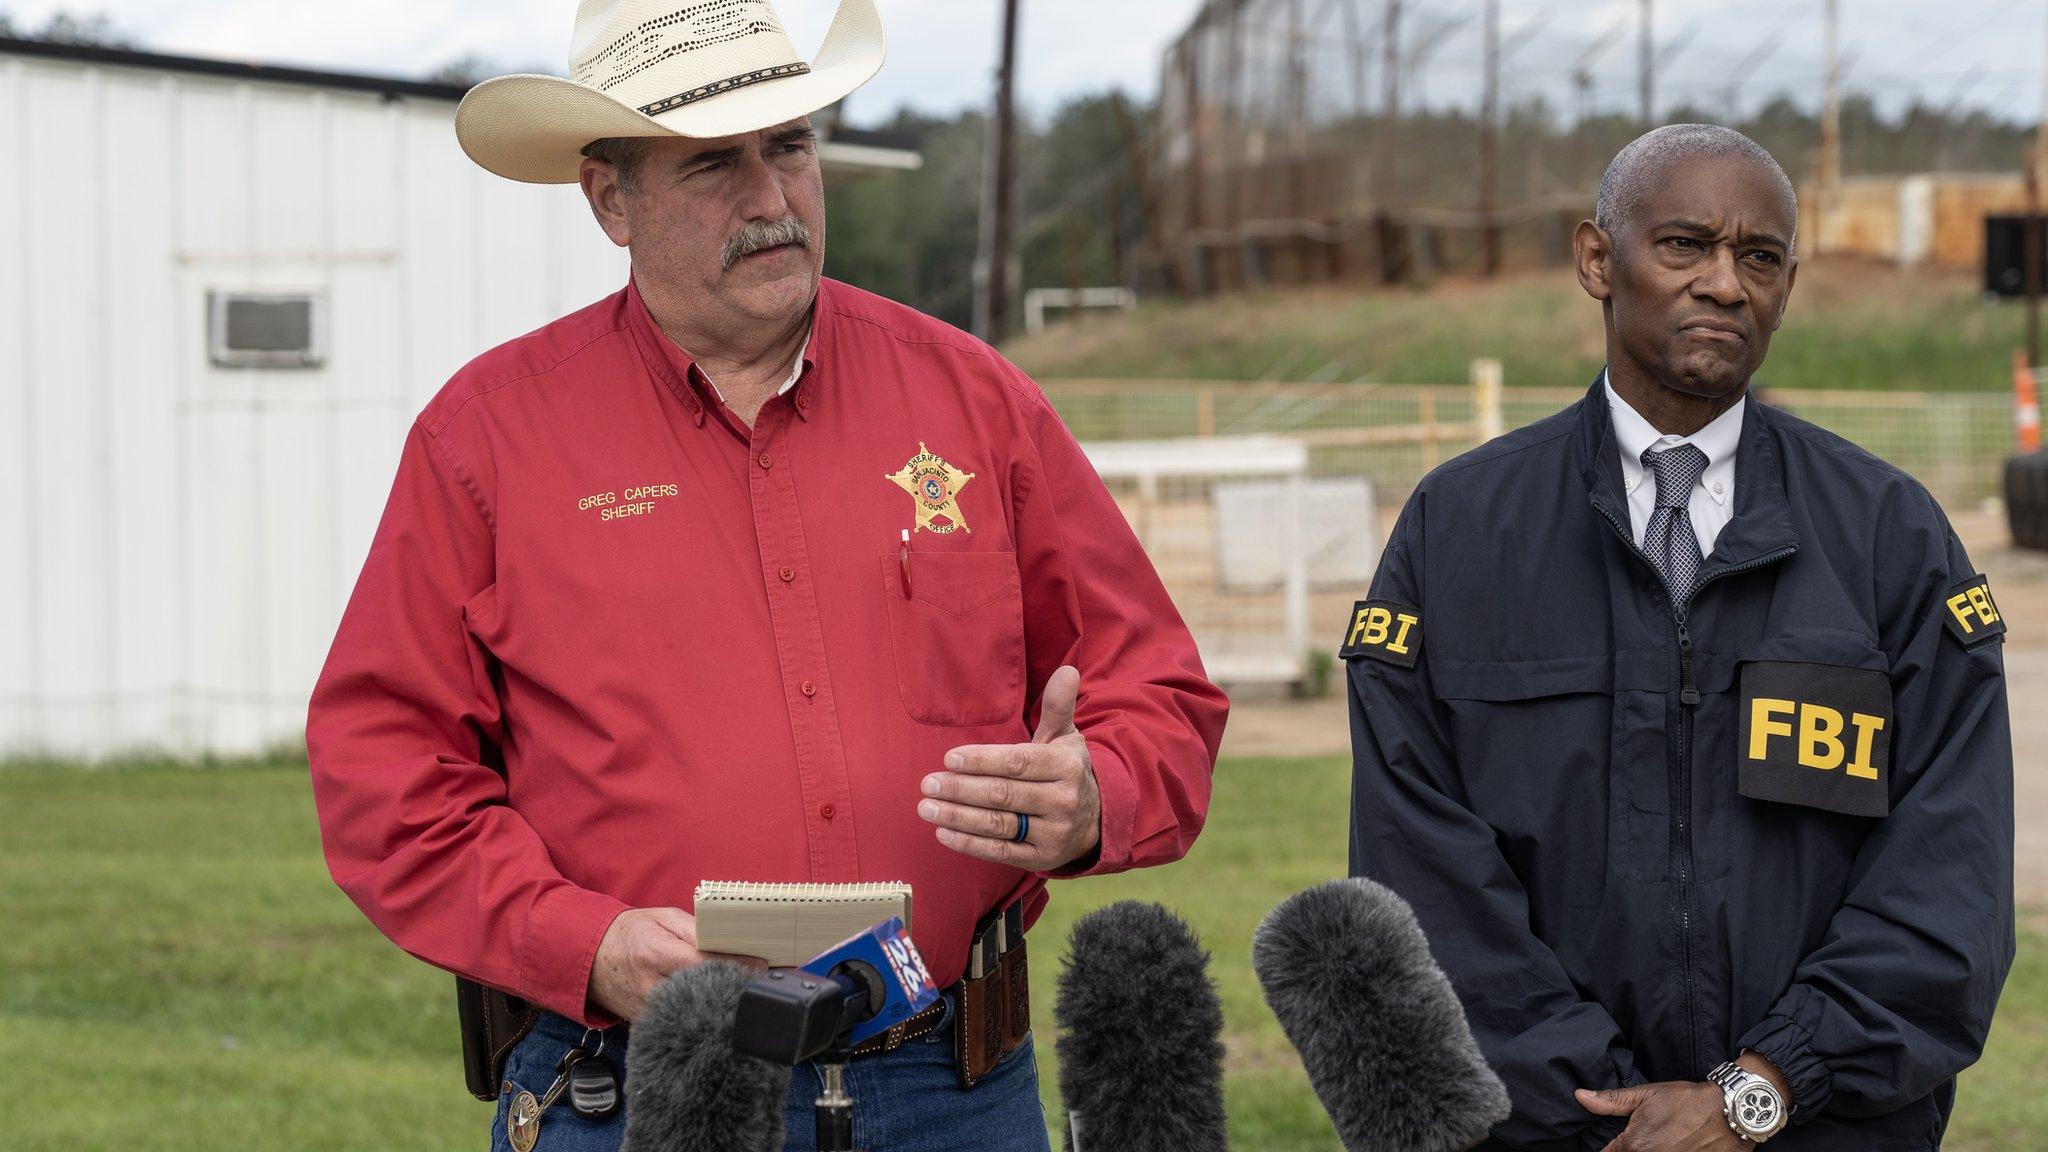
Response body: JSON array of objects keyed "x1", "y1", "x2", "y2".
[
  {"x1": 955, "y1": 905, "x2": 1032, "y2": 1089},
  {"x1": 456, "y1": 977, "x2": 539, "y2": 1101}
]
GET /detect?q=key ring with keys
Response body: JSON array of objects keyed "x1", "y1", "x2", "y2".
[{"x1": 507, "y1": 1028, "x2": 618, "y2": 1152}]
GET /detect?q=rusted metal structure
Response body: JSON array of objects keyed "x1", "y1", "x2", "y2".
[{"x1": 1149, "y1": 0, "x2": 1586, "y2": 296}]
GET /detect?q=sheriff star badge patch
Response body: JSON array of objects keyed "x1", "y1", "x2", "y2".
[{"x1": 886, "y1": 443, "x2": 975, "y2": 534}]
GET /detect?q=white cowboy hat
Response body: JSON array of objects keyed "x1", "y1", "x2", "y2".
[{"x1": 456, "y1": 0, "x2": 885, "y2": 184}]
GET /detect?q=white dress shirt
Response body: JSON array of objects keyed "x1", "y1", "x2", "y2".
[
  {"x1": 704, "y1": 331, "x2": 811, "y2": 404},
  {"x1": 1605, "y1": 371, "x2": 1743, "y2": 555}
]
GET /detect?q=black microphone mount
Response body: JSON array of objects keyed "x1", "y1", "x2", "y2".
[{"x1": 733, "y1": 960, "x2": 888, "y2": 1152}]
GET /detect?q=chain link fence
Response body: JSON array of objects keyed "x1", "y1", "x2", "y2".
[
  {"x1": 1048, "y1": 375, "x2": 2018, "y2": 688},
  {"x1": 1049, "y1": 377, "x2": 2017, "y2": 505}
]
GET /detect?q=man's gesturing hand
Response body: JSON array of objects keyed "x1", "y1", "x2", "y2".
[
  {"x1": 919, "y1": 665, "x2": 1101, "y2": 872},
  {"x1": 587, "y1": 908, "x2": 762, "y2": 1022},
  {"x1": 1575, "y1": 1081, "x2": 1747, "y2": 1151}
]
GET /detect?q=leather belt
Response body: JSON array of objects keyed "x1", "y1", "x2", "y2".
[
  {"x1": 835, "y1": 903, "x2": 1032, "y2": 1078},
  {"x1": 847, "y1": 994, "x2": 949, "y2": 1059}
]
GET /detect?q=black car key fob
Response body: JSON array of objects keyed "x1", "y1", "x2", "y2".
[{"x1": 566, "y1": 1053, "x2": 620, "y2": 1120}]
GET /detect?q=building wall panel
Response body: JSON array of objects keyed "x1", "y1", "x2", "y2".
[
  {"x1": 103, "y1": 71, "x2": 188, "y2": 748},
  {"x1": 2, "y1": 60, "x2": 38, "y2": 747},
  {"x1": 22, "y1": 64, "x2": 114, "y2": 747},
  {"x1": 1, "y1": 51, "x2": 665, "y2": 757}
]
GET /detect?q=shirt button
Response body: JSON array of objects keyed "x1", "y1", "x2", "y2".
[
  {"x1": 1713, "y1": 482, "x2": 1725, "y2": 494},
  {"x1": 820, "y1": 803, "x2": 836, "y2": 819},
  {"x1": 801, "y1": 680, "x2": 817, "y2": 697},
  {"x1": 779, "y1": 566, "x2": 796, "y2": 583},
  {"x1": 757, "y1": 452, "x2": 774, "y2": 469}
]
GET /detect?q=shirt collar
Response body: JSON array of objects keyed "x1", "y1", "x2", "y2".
[
  {"x1": 701, "y1": 330, "x2": 810, "y2": 404},
  {"x1": 623, "y1": 274, "x2": 822, "y2": 425},
  {"x1": 1605, "y1": 369, "x2": 1744, "y2": 507}
]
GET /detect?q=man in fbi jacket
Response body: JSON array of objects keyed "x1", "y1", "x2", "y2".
[
  {"x1": 303, "y1": 2, "x2": 1226, "y2": 1148},
  {"x1": 1345, "y1": 124, "x2": 2013, "y2": 1151}
]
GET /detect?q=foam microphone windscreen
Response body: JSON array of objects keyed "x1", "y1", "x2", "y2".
[
  {"x1": 621, "y1": 960, "x2": 791, "y2": 1152},
  {"x1": 1054, "y1": 901, "x2": 1228, "y2": 1152},
  {"x1": 1253, "y1": 878, "x2": 1511, "y2": 1152}
]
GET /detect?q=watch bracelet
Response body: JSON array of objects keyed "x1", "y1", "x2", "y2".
[{"x1": 1708, "y1": 1059, "x2": 1784, "y2": 1143}]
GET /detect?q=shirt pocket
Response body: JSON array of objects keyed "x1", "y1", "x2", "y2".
[
  {"x1": 1429, "y1": 656, "x2": 1644, "y2": 880},
  {"x1": 1688, "y1": 630, "x2": 1892, "y2": 883},
  {"x1": 879, "y1": 551, "x2": 1025, "y2": 727},
  {"x1": 1721, "y1": 630, "x2": 1894, "y2": 814}
]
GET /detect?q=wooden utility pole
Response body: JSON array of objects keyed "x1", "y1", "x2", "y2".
[
  {"x1": 1378, "y1": 0, "x2": 1405, "y2": 284},
  {"x1": 1815, "y1": 0, "x2": 1840, "y2": 257},
  {"x1": 1106, "y1": 174, "x2": 1127, "y2": 290},
  {"x1": 974, "y1": 0, "x2": 1022, "y2": 343},
  {"x1": 1480, "y1": 0, "x2": 1500, "y2": 276},
  {"x1": 2029, "y1": 5, "x2": 2048, "y2": 368},
  {"x1": 1289, "y1": 0, "x2": 1312, "y2": 278},
  {"x1": 1819, "y1": 0, "x2": 1841, "y2": 186},
  {"x1": 1223, "y1": 0, "x2": 1246, "y2": 289},
  {"x1": 1340, "y1": 0, "x2": 1370, "y2": 232},
  {"x1": 1572, "y1": 19, "x2": 1628, "y2": 177},
  {"x1": 1065, "y1": 212, "x2": 1087, "y2": 316},
  {"x1": 1638, "y1": 0, "x2": 1653, "y2": 126},
  {"x1": 1342, "y1": 0, "x2": 1368, "y2": 121},
  {"x1": 1378, "y1": 0, "x2": 1401, "y2": 205},
  {"x1": 2027, "y1": 149, "x2": 2041, "y2": 369},
  {"x1": 1110, "y1": 93, "x2": 1156, "y2": 283},
  {"x1": 1182, "y1": 35, "x2": 1206, "y2": 295}
]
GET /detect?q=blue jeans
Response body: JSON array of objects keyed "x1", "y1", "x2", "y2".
[{"x1": 490, "y1": 993, "x2": 1050, "y2": 1152}]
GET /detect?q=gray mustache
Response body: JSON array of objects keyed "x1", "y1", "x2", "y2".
[{"x1": 722, "y1": 217, "x2": 813, "y2": 270}]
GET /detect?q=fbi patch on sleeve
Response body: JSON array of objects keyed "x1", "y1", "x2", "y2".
[
  {"x1": 1941, "y1": 575, "x2": 2006, "y2": 648},
  {"x1": 1339, "y1": 600, "x2": 1422, "y2": 668}
]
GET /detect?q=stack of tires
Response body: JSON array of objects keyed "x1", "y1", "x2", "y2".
[{"x1": 2010, "y1": 450, "x2": 2048, "y2": 551}]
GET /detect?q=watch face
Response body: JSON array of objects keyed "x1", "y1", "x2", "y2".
[{"x1": 1733, "y1": 1083, "x2": 1784, "y2": 1136}]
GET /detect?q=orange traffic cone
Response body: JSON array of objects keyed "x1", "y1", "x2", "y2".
[{"x1": 2017, "y1": 350, "x2": 2043, "y2": 453}]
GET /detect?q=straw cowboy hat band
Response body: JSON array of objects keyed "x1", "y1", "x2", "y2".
[{"x1": 456, "y1": 0, "x2": 886, "y2": 184}]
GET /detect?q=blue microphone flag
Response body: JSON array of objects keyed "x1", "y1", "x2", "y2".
[{"x1": 802, "y1": 915, "x2": 940, "y2": 1046}]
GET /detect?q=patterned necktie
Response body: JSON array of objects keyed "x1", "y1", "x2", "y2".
[{"x1": 1642, "y1": 443, "x2": 1709, "y2": 606}]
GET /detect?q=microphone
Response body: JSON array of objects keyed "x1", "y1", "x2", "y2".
[
  {"x1": 1253, "y1": 878, "x2": 1511, "y2": 1152},
  {"x1": 733, "y1": 916, "x2": 941, "y2": 1065},
  {"x1": 1054, "y1": 901, "x2": 1229, "y2": 1152},
  {"x1": 728, "y1": 917, "x2": 941, "y2": 1152},
  {"x1": 620, "y1": 960, "x2": 791, "y2": 1152}
]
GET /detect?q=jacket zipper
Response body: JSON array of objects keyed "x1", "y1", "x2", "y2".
[
  {"x1": 1592, "y1": 498, "x2": 1795, "y2": 1075},
  {"x1": 1671, "y1": 548, "x2": 1793, "y2": 1073}
]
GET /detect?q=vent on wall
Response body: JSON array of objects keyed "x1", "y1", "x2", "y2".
[{"x1": 208, "y1": 291, "x2": 326, "y2": 368}]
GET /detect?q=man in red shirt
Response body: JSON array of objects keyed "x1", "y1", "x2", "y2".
[{"x1": 305, "y1": 2, "x2": 1225, "y2": 1149}]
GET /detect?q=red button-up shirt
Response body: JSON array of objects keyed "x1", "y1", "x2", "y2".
[{"x1": 306, "y1": 278, "x2": 1226, "y2": 1026}]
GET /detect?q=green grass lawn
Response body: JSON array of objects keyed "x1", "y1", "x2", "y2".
[
  {"x1": 1003, "y1": 261, "x2": 2024, "y2": 394},
  {"x1": 1, "y1": 755, "x2": 2041, "y2": 1150}
]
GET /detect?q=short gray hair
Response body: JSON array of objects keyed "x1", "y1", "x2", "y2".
[
  {"x1": 1595, "y1": 124, "x2": 1797, "y2": 248},
  {"x1": 581, "y1": 136, "x2": 656, "y2": 193}
]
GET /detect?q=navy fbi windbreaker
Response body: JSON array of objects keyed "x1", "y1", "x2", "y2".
[{"x1": 1346, "y1": 379, "x2": 2014, "y2": 1151}]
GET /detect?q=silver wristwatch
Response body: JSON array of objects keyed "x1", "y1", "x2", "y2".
[{"x1": 1708, "y1": 1061, "x2": 1788, "y2": 1143}]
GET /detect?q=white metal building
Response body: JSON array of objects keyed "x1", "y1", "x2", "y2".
[{"x1": 0, "y1": 36, "x2": 920, "y2": 758}]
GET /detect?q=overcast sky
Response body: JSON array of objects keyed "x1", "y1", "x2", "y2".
[{"x1": 2, "y1": 0, "x2": 2038, "y2": 126}]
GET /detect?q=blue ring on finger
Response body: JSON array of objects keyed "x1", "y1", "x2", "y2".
[{"x1": 1011, "y1": 812, "x2": 1030, "y2": 844}]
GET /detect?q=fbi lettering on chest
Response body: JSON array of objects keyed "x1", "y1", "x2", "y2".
[{"x1": 1737, "y1": 660, "x2": 1893, "y2": 818}]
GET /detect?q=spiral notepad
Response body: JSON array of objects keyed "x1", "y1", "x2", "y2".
[{"x1": 693, "y1": 881, "x2": 914, "y2": 966}]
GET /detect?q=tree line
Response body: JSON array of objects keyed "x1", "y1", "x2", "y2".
[{"x1": 825, "y1": 91, "x2": 2036, "y2": 331}]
